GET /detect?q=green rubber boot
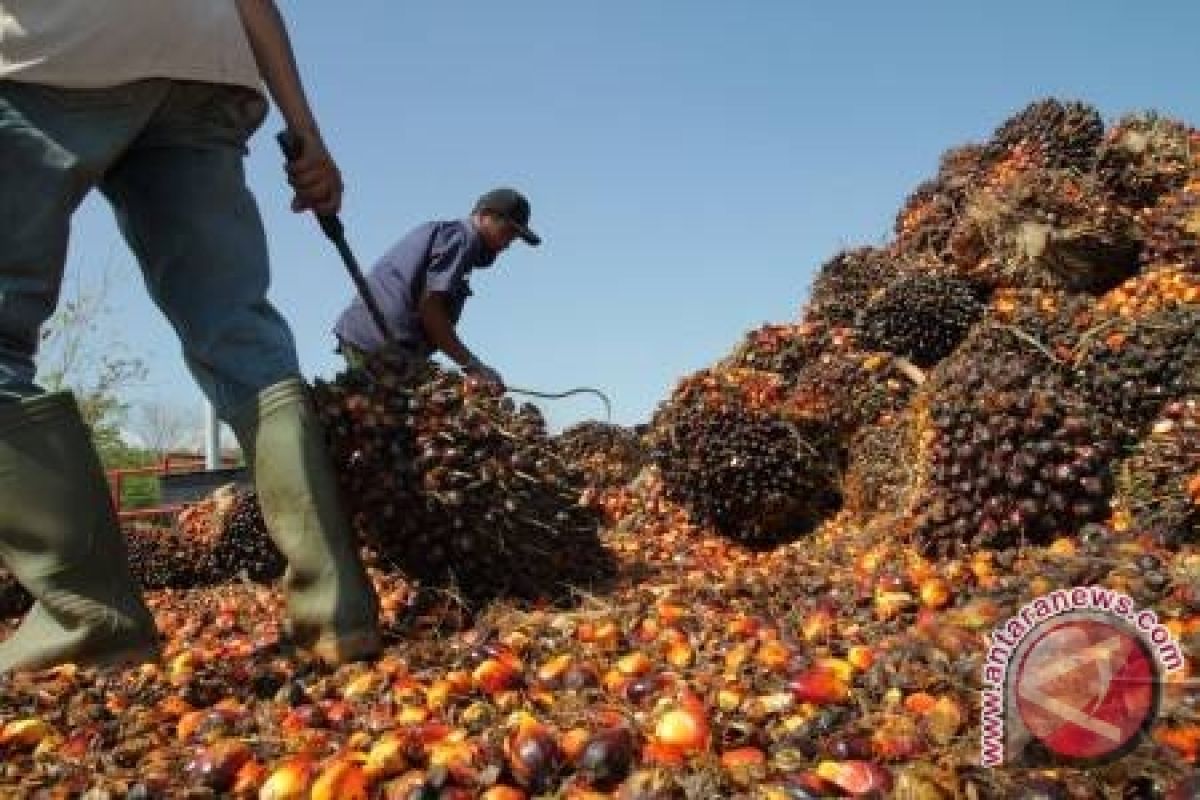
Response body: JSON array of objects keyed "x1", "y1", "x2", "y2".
[
  {"x1": 0, "y1": 393, "x2": 159, "y2": 674},
  {"x1": 230, "y1": 378, "x2": 381, "y2": 664}
]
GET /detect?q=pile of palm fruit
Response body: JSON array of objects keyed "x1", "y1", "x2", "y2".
[
  {"x1": 554, "y1": 421, "x2": 647, "y2": 489},
  {"x1": 309, "y1": 359, "x2": 610, "y2": 607},
  {"x1": 0, "y1": 98, "x2": 1199, "y2": 798}
]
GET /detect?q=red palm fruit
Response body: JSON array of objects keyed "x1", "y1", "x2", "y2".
[
  {"x1": 474, "y1": 658, "x2": 524, "y2": 695},
  {"x1": 653, "y1": 707, "x2": 709, "y2": 754},
  {"x1": 918, "y1": 577, "x2": 952, "y2": 609},
  {"x1": 231, "y1": 758, "x2": 268, "y2": 797},
  {"x1": 536, "y1": 654, "x2": 572, "y2": 688},
  {"x1": 560, "y1": 727, "x2": 592, "y2": 764},
  {"x1": 789, "y1": 669, "x2": 850, "y2": 705},
  {"x1": 720, "y1": 747, "x2": 767, "y2": 787},
  {"x1": 847, "y1": 645, "x2": 874, "y2": 671},
  {"x1": 185, "y1": 739, "x2": 254, "y2": 792},
  {"x1": 617, "y1": 651, "x2": 653, "y2": 677},
  {"x1": 664, "y1": 639, "x2": 694, "y2": 668},
  {"x1": 311, "y1": 759, "x2": 369, "y2": 800},
  {"x1": 364, "y1": 731, "x2": 409, "y2": 781},
  {"x1": 0, "y1": 719, "x2": 51, "y2": 751},
  {"x1": 504, "y1": 717, "x2": 563, "y2": 792},
  {"x1": 815, "y1": 761, "x2": 894, "y2": 796},
  {"x1": 640, "y1": 740, "x2": 686, "y2": 767},
  {"x1": 481, "y1": 787, "x2": 529, "y2": 800},
  {"x1": 258, "y1": 756, "x2": 316, "y2": 800},
  {"x1": 577, "y1": 726, "x2": 636, "y2": 788},
  {"x1": 756, "y1": 640, "x2": 792, "y2": 673},
  {"x1": 801, "y1": 603, "x2": 837, "y2": 641}
]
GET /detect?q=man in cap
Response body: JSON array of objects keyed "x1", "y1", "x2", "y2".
[{"x1": 333, "y1": 188, "x2": 541, "y2": 389}]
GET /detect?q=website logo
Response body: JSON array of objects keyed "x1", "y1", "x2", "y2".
[{"x1": 980, "y1": 587, "x2": 1184, "y2": 766}]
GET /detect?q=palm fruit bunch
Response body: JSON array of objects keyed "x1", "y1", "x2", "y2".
[
  {"x1": 855, "y1": 274, "x2": 986, "y2": 367},
  {"x1": 1072, "y1": 307, "x2": 1200, "y2": 434},
  {"x1": 807, "y1": 247, "x2": 907, "y2": 326},
  {"x1": 124, "y1": 522, "x2": 208, "y2": 590},
  {"x1": 725, "y1": 320, "x2": 842, "y2": 379},
  {"x1": 947, "y1": 165, "x2": 1140, "y2": 291},
  {"x1": 893, "y1": 144, "x2": 990, "y2": 259},
  {"x1": 554, "y1": 421, "x2": 646, "y2": 489},
  {"x1": 208, "y1": 491, "x2": 283, "y2": 583},
  {"x1": 1096, "y1": 112, "x2": 1197, "y2": 209},
  {"x1": 786, "y1": 347, "x2": 917, "y2": 436},
  {"x1": 914, "y1": 323, "x2": 1119, "y2": 554},
  {"x1": 310, "y1": 357, "x2": 606, "y2": 607},
  {"x1": 1096, "y1": 267, "x2": 1200, "y2": 318},
  {"x1": 1113, "y1": 398, "x2": 1200, "y2": 547},
  {"x1": 1140, "y1": 179, "x2": 1200, "y2": 271},
  {"x1": 647, "y1": 402, "x2": 841, "y2": 542},
  {"x1": 984, "y1": 98, "x2": 1104, "y2": 171},
  {"x1": 842, "y1": 408, "x2": 921, "y2": 516}
]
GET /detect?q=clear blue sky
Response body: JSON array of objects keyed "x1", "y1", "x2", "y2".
[{"x1": 63, "y1": 1, "x2": 1200, "y2": 433}]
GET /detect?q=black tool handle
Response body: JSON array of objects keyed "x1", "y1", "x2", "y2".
[
  {"x1": 275, "y1": 130, "x2": 344, "y2": 241},
  {"x1": 275, "y1": 130, "x2": 396, "y2": 346}
]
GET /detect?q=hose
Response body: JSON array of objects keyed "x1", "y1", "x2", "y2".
[{"x1": 507, "y1": 385, "x2": 613, "y2": 423}]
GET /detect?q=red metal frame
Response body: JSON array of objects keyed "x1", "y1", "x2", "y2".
[{"x1": 106, "y1": 454, "x2": 236, "y2": 522}]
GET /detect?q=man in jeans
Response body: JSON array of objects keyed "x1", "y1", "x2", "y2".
[{"x1": 0, "y1": 0, "x2": 380, "y2": 671}]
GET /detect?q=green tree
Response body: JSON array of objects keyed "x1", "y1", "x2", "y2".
[{"x1": 36, "y1": 267, "x2": 158, "y2": 508}]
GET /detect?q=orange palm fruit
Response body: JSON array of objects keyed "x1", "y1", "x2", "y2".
[
  {"x1": 789, "y1": 669, "x2": 850, "y2": 705},
  {"x1": 653, "y1": 708, "x2": 709, "y2": 754},
  {"x1": 363, "y1": 731, "x2": 409, "y2": 781},
  {"x1": 258, "y1": 755, "x2": 315, "y2": 800},
  {"x1": 311, "y1": 758, "x2": 368, "y2": 800},
  {"x1": 720, "y1": 747, "x2": 767, "y2": 787}
]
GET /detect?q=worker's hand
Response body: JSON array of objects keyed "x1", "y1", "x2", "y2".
[
  {"x1": 284, "y1": 129, "x2": 343, "y2": 216},
  {"x1": 464, "y1": 358, "x2": 505, "y2": 391}
]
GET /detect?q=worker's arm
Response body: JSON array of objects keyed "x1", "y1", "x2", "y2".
[
  {"x1": 418, "y1": 293, "x2": 505, "y2": 388},
  {"x1": 418, "y1": 292, "x2": 475, "y2": 367},
  {"x1": 234, "y1": 0, "x2": 342, "y2": 215}
]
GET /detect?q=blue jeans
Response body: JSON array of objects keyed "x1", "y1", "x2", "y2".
[{"x1": 0, "y1": 79, "x2": 299, "y2": 420}]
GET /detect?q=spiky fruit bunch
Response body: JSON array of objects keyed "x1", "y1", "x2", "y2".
[
  {"x1": 1073, "y1": 308, "x2": 1200, "y2": 433},
  {"x1": 857, "y1": 275, "x2": 985, "y2": 367},
  {"x1": 649, "y1": 405, "x2": 841, "y2": 542},
  {"x1": 210, "y1": 492, "x2": 283, "y2": 583},
  {"x1": 843, "y1": 410, "x2": 920, "y2": 516},
  {"x1": 664, "y1": 366, "x2": 791, "y2": 420},
  {"x1": 312, "y1": 359, "x2": 605, "y2": 607},
  {"x1": 986, "y1": 289, "x2": 1094, "y2": 362},
  {"x1": 914, "y1": 320, "x2": 1119, "y2": 554},
  {"x1": 1096, "y1": 268, "x2": 1200, "y2": 318},
  {"x1": 787, "y1": 349, "x2": 918, "y2": 436},
  {"x1": 1096, "y1": 113, "x2": 1198, "y2": 209},
  {"x1": 1114, "y1": 398, "x2": 1200, "y2": 548},
  {"x1": 893, "y1": 146, "x2": 990, "y2": 259},
  {"x1": 125, "y1": 523, "x2": 207, "y2": 590},
  {"x1": 946, "y1": 168, "x2": 1140, "y2": 291},
  {"x1": 1140, "y1": 182, "x2": 1200, "y2": 271},
  {"x1": 808, "y1": 247, "x2": 907, "y2": 326},
  {"x1": 986, "y1": 98, "x2": 1104, "y2": 171},
  {"x1": 726, "y1": 321, "x2": 843, "y2": 379},
  {"x1": 894, "y1": 181, "x2": 962, "y2": 260},
  {"x1": 555, "y1": 422, "x2": 646, "y2": 489}
]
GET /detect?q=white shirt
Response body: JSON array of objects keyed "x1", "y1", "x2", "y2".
[{"x1": 0, "y1": 1, "x2": 261, "y2": 90}]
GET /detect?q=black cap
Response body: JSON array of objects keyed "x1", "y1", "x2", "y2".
[{"x1": 473, "y1": 187, "x2": 541, "y2": 246}]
